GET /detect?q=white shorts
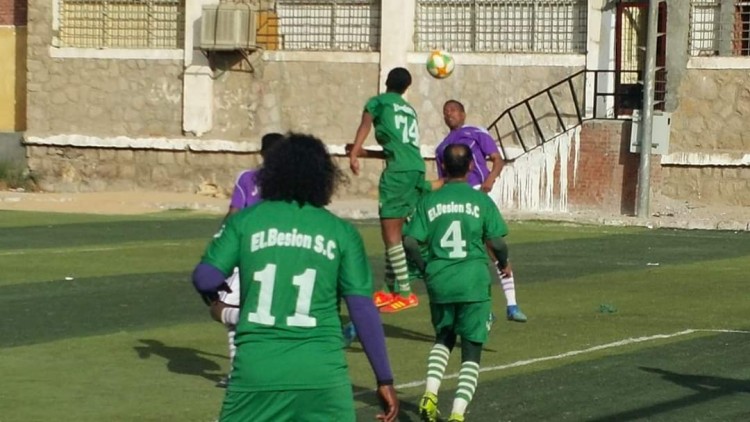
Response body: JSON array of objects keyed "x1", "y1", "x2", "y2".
[{"x1": 219, "y1": 267, "x2": 241, "y2": 307}]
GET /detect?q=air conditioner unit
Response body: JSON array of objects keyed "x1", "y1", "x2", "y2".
[{"x1": 200, "y1": 4, "x2": 257, "y2": 51}]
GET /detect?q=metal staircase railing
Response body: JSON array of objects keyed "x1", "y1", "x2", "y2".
[{"x1": 488, "y1": 69, "x2": 649, "y2": 161}]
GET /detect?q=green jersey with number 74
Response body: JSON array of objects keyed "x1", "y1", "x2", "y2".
[
  {"x1": 405, "y1": 181, "x2": 509, "y2": 303},
  {"x1": 365, "y1": 92, "x2": 425, "y2": 173},
  {"x1": 200, "y1": 201, "x2": 374, "y2": 392}
]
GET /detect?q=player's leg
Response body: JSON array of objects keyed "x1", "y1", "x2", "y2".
[
  {"x1": 447, "y1": 301, "x2": 491, "y2": 421},
  {"x1": 217, "y1": 268, "x2": 241, "y2": 387},
  {"x1": 419, "y1": 303, "x2": 458, "y2": 422},
  {"x1": 486, "y1": 244, "x2": 527, "y2": 322},
  {"x1": 378, "y1": 171, "x2": 423, "y2": 313}
]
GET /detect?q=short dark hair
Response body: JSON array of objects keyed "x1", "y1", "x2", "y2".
[
  {"x1": 260, "y1": 132, "x2": 284, "y2": 158},
  {"x1": 258, "y1": 133, "x2": 345, "y2": 207},
  {"x1": 443, "y1": 99, "x2": 465, "y2": 112},
  {"x1": 442, "y1": 144, "x2": 473, "y2": 178},
  {"x1": 385, "y1": 67, "x2": 412, "y2": 94}
]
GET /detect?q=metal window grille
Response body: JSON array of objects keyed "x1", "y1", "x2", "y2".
[
  {"x1": 415, "y1": 0, "x2": 587, "y2": 53},
  {"x1": 689, "y1": 0, "x2": 750, "y2": 56},
  {"x1": 275, "y1": 0, "x2": 380, "y2": 51},
  {"x1": 58, "y1": 0, "x2": 185, "y2": 49}
]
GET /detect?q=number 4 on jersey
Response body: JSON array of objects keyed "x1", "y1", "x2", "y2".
[{"x1": 440, "y1": 220, "x2": 467, "y2": 258}]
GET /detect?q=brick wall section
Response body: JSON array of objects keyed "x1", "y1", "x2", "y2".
[
  {"x1": 562, "y1": 120, "x2": 661, "y2": 215},
  {"x1": 0, "y1": 0, "x2": 28, "y2": 26}
]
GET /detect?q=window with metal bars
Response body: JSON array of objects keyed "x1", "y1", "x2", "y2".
[
  {"x1": 57, "y1": 0, "x2": 185, "y2": 49},
  {"x1": 275, "y1": 0, "x2": 380, "y2": 51},
  {"x1": 689, "y1": 0, "x2": 750, "y2": 56},
  {"x1": 414, "y1": 0, "x2": 587, "y2": 53}
]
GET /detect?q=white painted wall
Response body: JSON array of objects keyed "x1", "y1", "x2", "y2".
[{"x1": 182, "y1": 0, "x2": 219, "y2": 136}]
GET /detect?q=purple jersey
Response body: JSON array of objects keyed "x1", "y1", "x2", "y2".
[
  {"x1": 436, "y1": 125, "x2": 500, "y2": 187},
  {"x1": 229, "y1": 169, "x2": 262, "y2": 209}
]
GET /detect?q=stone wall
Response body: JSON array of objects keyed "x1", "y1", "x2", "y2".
[{"x1": 670, "y1": 70, "x2": 750, "y2": 153}]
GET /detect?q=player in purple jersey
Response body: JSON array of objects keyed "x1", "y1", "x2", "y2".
[
  {"x1": 436, "y1": 100, "x2": 527, "y2": 323},
  {"x1": 215, "y1": 132, "x2": 283, "y2": 388},
  {"x1": 227, "y1": 133, "x2": 284, "y2": 215}
]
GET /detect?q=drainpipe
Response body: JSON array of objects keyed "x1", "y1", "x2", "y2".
[{"x1": 636, "y1": 0, "x2": 660, "y2": 218}]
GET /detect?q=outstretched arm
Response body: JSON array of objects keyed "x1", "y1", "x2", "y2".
[
  {"x1": 350, "y1": 111, "x2": 374, "y2": 175},
  {"x1": 345, "y1": 295, "x2": 399, "y2": 422}
]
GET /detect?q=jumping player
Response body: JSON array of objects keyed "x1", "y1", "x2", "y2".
[{"x1": 349, "y1": 67, "x2": 429, "y2": 313}]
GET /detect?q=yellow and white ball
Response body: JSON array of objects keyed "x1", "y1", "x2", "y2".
[{"x1": 426, "y1": 50, "x2": 455, "y2": 79}]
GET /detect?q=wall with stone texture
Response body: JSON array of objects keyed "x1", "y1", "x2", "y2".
[
  {"x1": 669, "y1": 70, "x2": 750, "y2": 153},
  {"x1": 25, "y1": 1, "x2": 183, "y2": 137}
]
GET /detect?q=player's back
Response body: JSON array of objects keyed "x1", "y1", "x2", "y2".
[
  {"x1": 226, "y1": 200, "x2": 370, "y2": 391},
  {"x1": 417, "y1": 182, "x2": 506, "y2": 303},
  {"x1": 366, "y1": 92, "x2": 424, "y2": 172}
]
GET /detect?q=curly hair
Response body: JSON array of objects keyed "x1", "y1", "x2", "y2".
[{"x1": 257, "y1": 133, "x2": 345, "y2": 207}]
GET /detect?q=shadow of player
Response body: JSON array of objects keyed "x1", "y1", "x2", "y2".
[{"x1": 134, "y1": 338, "x2": 226, "y2": 383}]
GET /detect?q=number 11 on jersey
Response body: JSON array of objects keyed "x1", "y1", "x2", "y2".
[{"x1": 247, "y1": 263, "x2": 318, "y2": 328}]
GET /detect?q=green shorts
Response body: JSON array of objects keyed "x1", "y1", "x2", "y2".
[
  {"x1": 219, "y1": 384, "x2": 355, "y2": 422},
  {"x1": 378, "y1": 170, "x2": 428, "y2": 219},
  {"x1": 430, "y1": 300, "x2": 492, "y2": 344}
]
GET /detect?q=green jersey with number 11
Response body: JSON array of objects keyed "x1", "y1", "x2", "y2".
[
  {"x1": 365, "y1": 92, "x2": 425, "y2": 172},
  {"x1": 200, "y1": 201, "x2": 373, "y2": 392},
  {"x1": 405, "y1": 182, "x2": 509, "y2": 303}
]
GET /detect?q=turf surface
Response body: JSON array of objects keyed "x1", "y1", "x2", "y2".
[{"x1": 1, "y1": 211, "x2": 748, "y2": 421}]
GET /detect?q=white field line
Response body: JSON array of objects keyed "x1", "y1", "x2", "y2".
[
  {"x1": 0, "y1": 241, "x2": 191, "y2": 257},
  {"x1": 365, "y1": 329, "x2": 750, "y2": 394}
]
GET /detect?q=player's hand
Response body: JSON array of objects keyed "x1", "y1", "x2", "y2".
[
  {"x1": 480, "y1": 178, "x2": 495, "y2": 193},
  {"x1": 498, "y1": 262, "x2": 513, "y2": 279},
  {"x1": 375, "y1": 384, "x2": 399, "y2": 422},
  {"x1": 209, "y1": 301, "x2": 227, "y2": 323},
  {"x1": 350, "y1": 155, "x2": 361, "y2": 176}
]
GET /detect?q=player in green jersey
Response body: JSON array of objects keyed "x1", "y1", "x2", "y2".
[
  {"x1": 192, "y1": 133, "x2": 399, "y2": 422},
  {"x1": 404, "y1": 144, "x2": 512, "y2": 422},
  {"x1": 349, "y1": 67, "x2": 429, "y2": 313}
]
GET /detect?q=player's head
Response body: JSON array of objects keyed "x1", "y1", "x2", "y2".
[
  {"x1": 258, "y1": 133, "x2": 345, "y2": 207},
  {"x1": 260, "y1": 132, "x2": 284, "y2": 159},
  {"x1": 441, "y1": 143, "x2": 474, "y2": 179},
  {"x1": 443, "y1": 100, "x2": 466, "y2": 130},
  {"x1": 385, "y1": 67, "x2": 412, "y2": 94}
]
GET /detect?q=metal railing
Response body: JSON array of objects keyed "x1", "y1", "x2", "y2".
[{"x1": 488, "y1": 69, "x2": 664, "y2": 161}]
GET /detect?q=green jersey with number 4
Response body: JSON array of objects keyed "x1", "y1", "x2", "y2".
[
  {"x1": 200, "y1": 201, "x2": 373, "y2": 392},
  {"x1": 365, "y1": 92, "x2": 425, "y2": 173},
  {"x1": 405, "y1": 182, "x2": 509, "y2": 303}
]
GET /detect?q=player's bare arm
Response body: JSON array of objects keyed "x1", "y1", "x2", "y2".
[
  {"x1": 481, "y1": 152, "x2": 504, "y2": 193},
  {"x1": 350, "y1": 111, "x2": 374, "y2": 175}
]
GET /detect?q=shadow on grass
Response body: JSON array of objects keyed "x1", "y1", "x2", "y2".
[
  {"x1": 134, "y1": 338, "x2": 225, "y2": 383},
  {"x1": 586, "y1": 367, "x2": 750, "y2": 422}
]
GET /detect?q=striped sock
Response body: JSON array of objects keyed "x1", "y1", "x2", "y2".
[
  {"x1": 495, "y1": 261, "x2": 517, "y2": 306},
  {"x1": 451, "y1": 360, "x2": 480, "y2": 416},
  {"x1": 383, "y1": 254, "x2": 396, "y2": 293},
  {"x1": 425, "y1": 344, "x2": 451, "y2": 395},
  {"x1": 386, "y1": 244, "x2": 410, "y2": 296}
]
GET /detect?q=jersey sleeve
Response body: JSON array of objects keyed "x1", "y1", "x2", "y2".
[
  {"x1": 475, "y1": 127, "x2": 500, "y2": 158},
  {"x1": 200, "y1": 215, "x2": 242, "y2": 274},
  {"x1": 229, "y1": 175, "x2": 248, "y2": 209},
  {"x1": 364, "y1": 96, "x2": 381, "y2": 120},
  {"x1": 404, "y1": 199, "x2": 429, "y2": 242},
  {"x1": 338, "y1": 222, "x2": 374, "y2": 297},
  {"x1": 482, "y1": 196, "x2": 509, "y2": 240}
]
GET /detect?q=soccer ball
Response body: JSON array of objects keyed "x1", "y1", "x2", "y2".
[{"x1": 426, "y1": 50, "x2": 455, "y2": 79}]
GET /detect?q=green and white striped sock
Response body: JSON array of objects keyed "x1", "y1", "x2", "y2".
[
  {"x1": 425, "y1": 343, "x2": 451, "y2": 395},
  {"x1": 451, "y1": 360, "x2": 480, "y2": 416}
]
